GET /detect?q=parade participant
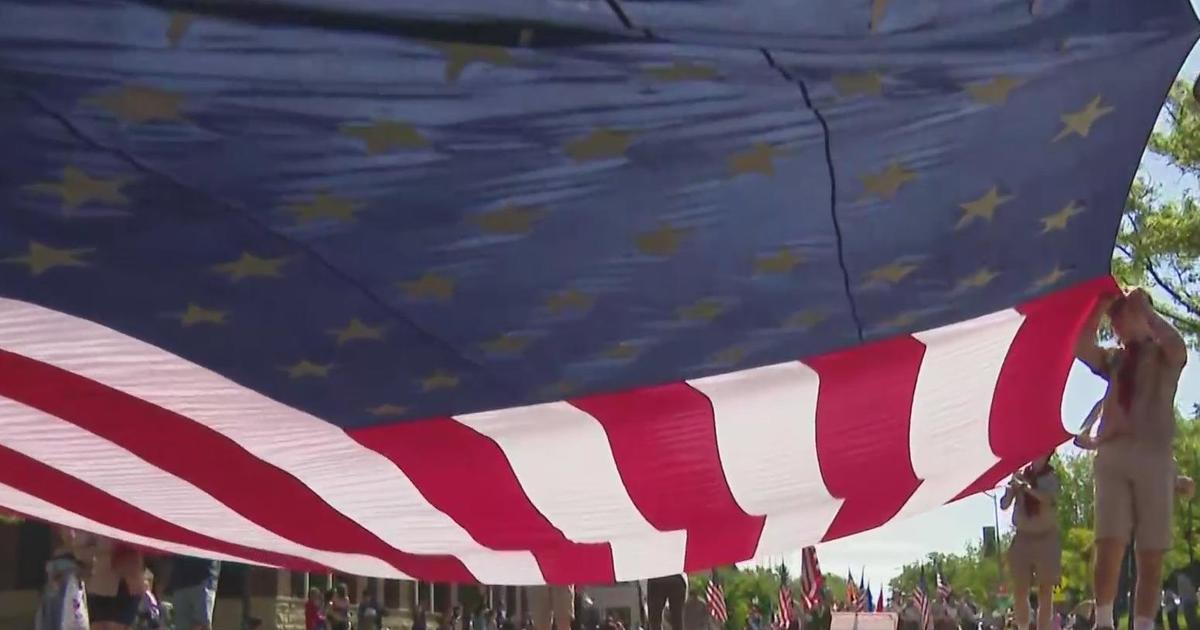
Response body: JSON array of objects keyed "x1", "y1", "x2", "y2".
[
  {"x1": 304, "y1": 588, "x2": 326, "y2": 630},
  {"x1": 1075, "y1": 288, "x2": 1190, "y2": 630},
  {"x1": 78, "y1": 534, "x2": 146, "y2": 630},
  {"x1": 135, "y1": 570, "x2": 163, "y2": 630},
  {"x1": 357, "y1": 588, "x2": 384, "y2": 630},
  {"x1": 156, "y1": 555, "x2": 219, "y2": 630},
  {"x1": 1001, "y1": 453, "x2": 1061, "y2": 630},
  {"x1": 646, "y1": 574, "x2": 687, "y2": 630},
  {"x1": 36, "y1": 526, "x2": 89, "y2": 630},
  {"x1": 327, "y1": 583, "x2": 352, "y2": 630},
  {"x1": 528, "y1": 586, "x2": 573, "y2": 630}
]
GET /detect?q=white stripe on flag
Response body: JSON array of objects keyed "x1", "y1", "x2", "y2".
[
  {"x1": 896, "y1": 309, "x2": 1024, "y2": 519},
  {"x1": 456, "y1": 401, "x2": 688, "y2": 580},
  {"x1": 0, "y1": 480, "x2": 265, "y2": 566},
  {"x1": 0, "y1": 397, "x2": 406, "y2": 576},
  {"x1": 0, "y1": 298, "x2": 543, "y2": 585},
  {"x1": 690, "y1": 362, "x2": 842, "y2": 556}
]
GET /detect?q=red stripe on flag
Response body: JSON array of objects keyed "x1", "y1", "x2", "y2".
[
  {"x1": 0, "y1": 349, "x2": 472, "y2": 582},
  {"x1": 0, "y1": 442, "x2": 322, "y2": 570},
  {"x1": 573, "y1": 383, "x2": 764, "y2": 571},
  {"x1": 955, "y1": 276, "x2": 1115, "y2": 499},
  {"x1": 809, "y1": 337, "x2": 925, "y2": 541},
  {"x1": 349, "y1": 417, "x2": 615, "y2": 584}
]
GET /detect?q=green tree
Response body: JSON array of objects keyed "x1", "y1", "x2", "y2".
[
  {"x1": 889, "y1": 546, "x2": 1007, "y2": 610},
  {"x1": 1169, "y1": 411, "x2": 1200, "y2": 571},
  {"x1": 1115, "y1": 80, "x2": 1200, "y2": 346},
  {"x1": 1058, "y1": 526, "x2": 1094, "y2": 599},
  {"x1": 1055, "y1": 451, "x2": 1095, "y2": 532},
  {"x1": 824, "y1": 573, "x2": 848, "y2": 605}
]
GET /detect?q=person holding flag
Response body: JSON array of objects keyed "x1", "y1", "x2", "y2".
[
  {"x1": 1001, "y1": 452, "x2": 1061, "y2": 630},
  {"x1": 1075, "y1": 288, "x2": 1191, "y2": 630}
]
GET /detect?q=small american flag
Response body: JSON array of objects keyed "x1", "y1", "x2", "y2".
[
  {"x1": 914, "y1": 571, "x2": 932, "y2": 630},
  {"x1": 845, "y1": 570, "x2": 859, "y2": 609},
  {"x1": 799, "y1": 547, "x2": 824, "y2": 611},
  {"x1": 936, "y1": 570, "x2": 952, "y2": 600},
  {"x1": 707, "y1": 573, "x2": 728, "y2": 625},
  {"x1": 777, "y1": 585, "x2": 795, "y2": 629},
  {"x1": 855, "y1": 575, "x2": 868, "y2": 612}
]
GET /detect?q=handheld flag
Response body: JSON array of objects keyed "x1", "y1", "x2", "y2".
[
  {"x1": 846, "y1": 570, "x2": 860, "y2": 608},
  {"x1": 775, "y1": 584, "x2": 795, "y2": 630},
  {"x1": 936, "y1": 570, "x2": 952, "y2": 600},
  {"x1": 0, "y1": 0, "x2": 1194, "y2": 585},
  {"x1": 799, "y1": 547, "x2": 824, "y2": 611},
  {"x1": 707, "y1": 572, "x2": 728, "y2": 625},
  {"x1": 914, "y1": 570, "x2": 932, "y2": 630}
]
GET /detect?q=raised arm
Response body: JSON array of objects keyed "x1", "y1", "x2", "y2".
[
  {"x1": 1019, "y1": 475, "x2": 1058, "y2": 504},
  {"x1": 999, "y1": 480, "x2": 1015, "y2": 510},
  {"x1": 1127, "y1": 288, "x2": 1188, "y2": 369},
  {"x1": 1076, "y1": 293, "x2": 1116, "y2": 376}
]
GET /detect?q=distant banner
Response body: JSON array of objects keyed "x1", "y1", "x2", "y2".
[{"x1": 830, "y1": 612, "x2": 898, "y2": 630}]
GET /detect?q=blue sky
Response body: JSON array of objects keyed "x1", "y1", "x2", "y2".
[{"x1": 756, "y1": 12, "x2": 1200, "y2": 590}]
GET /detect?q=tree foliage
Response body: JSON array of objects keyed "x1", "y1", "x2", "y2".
[
  {"x1": 1114, "y1": 80, "x2": 1200, "y2": 347},
  {"x1": 888, "y1": 543, "x2": 1007, "y2": 610}
]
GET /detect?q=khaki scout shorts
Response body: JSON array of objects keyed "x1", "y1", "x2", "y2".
[
  {"x1": 1094, "y1": 442, "x2": 1176, "y2": 551},
  {"x1": 1008, "y1": 529, "x2": 1062, "y2": 586}
]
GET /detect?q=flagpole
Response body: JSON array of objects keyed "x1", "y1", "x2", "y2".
[{"x1": 992, "y1": 490, "x2": 1004, "y2": 582}]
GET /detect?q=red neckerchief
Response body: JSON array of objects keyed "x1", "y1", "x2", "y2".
[
  {"x1": 1116, "y1": 340, "x2": 1145, "y2": 412},
  {"x1": 1021, "y1": 463, "x2": 1053, "y2": 517}
]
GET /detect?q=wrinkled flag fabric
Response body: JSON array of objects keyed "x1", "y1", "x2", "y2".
[{"x1": 0, "y1": 0, "x2": 1194, "y2": 584}]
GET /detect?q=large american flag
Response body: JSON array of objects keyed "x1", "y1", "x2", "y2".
[{"x1": 0, "y1": 0, "x2": 1194, "y2": 584}]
